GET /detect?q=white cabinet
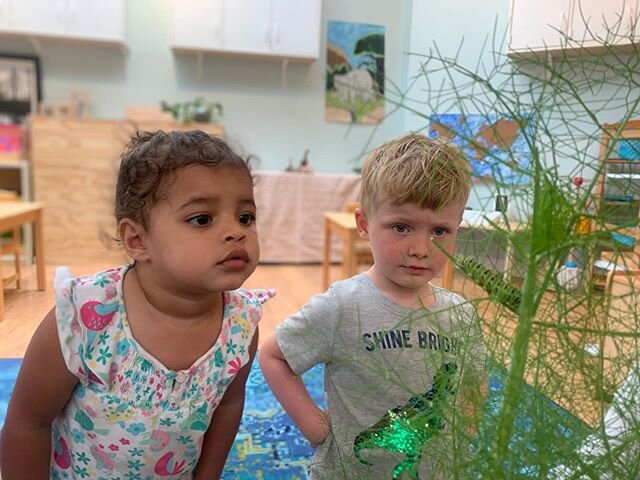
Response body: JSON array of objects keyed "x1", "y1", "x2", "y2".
[
  {"x1": 171, "y1": 0, "x2": 224, "y2": 50},
  {"x1": 571, "y1": 0, "x2": 639, "y2": 48},
  {"x1": 222, "y1": 0, "x2": 273, "y2": 55},
  {"x1": 270, "y1": 0, "x2": 321, "y2": 58},
  {"x1": 0, "y1": 0, "x2": 8, "y2": 29},
  {"x1": 64, "y1": 0, "x2": 125, "y2": 43},
  {"x1": 508, "y1": 0, "x2": 639, "y2": 55},
  {"x1": 0, "y1": 0, "x2": 125, "y2": 45},
  {"x1": 171, "y1": 0, "x2": 322, "y2": 61},
  {"x1": 508, "y1": 0, "x2": 573, "y2": 53},
  {"x1": 5, "y1": 0, "x2": 67, "y2": 36}
]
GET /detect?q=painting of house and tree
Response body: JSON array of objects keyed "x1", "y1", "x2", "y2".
[{"x1": 326, "y1": 20, "x2": 385, "y2": 124}]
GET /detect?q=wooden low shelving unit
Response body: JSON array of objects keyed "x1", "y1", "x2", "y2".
[{"x1": 30, "y1": 116, "x2": 224, "y2": 265}]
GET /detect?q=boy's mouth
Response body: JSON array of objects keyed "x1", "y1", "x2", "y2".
[{"x1": 405, "y1": 265, "x2": 429, "y2": 273}]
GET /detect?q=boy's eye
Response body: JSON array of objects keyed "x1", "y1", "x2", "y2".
[
  {"x1": 239, "y1": 213, "x2": 256, "y2": 226},
  {"x1": 188, "y1": 214, "x2": 212, "y2": 226},
  {"x1": 431, "y1": 227, "x2": 448, "y2": 238},
  {"x1": 391, "y1": 224, "x2": 410, "y2": 234}
]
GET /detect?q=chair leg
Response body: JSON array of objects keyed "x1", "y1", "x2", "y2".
[{"x1": 12, "y1": 228, "x2": 21, "y2": 289}]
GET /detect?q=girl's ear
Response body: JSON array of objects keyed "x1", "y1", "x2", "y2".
[
  {"x1": 354, "y1": 207, "x2": 370, "y2": 240},
  {"x1": 118, "y1": 219, "x2": 150, "y2": 262}
]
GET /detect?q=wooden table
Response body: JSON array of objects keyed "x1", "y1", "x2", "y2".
[
  {"x1": 322, "y1": 212, "x2": 362, "y2": 290},
  {"x1": 322, "y1": 210, "x2": 521, "y2": 290},
  {"x1": 0, "y1": 201, "x2": 46, "y2": 321}
]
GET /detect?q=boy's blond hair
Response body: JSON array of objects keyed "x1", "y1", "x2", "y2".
[{"x1": 359, "y1": 133, "x2": 472, "y2": 213}]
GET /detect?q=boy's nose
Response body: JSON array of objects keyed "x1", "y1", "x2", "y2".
[{"x1": 409, "y1": 234, "x2": 433, "y2": 257}]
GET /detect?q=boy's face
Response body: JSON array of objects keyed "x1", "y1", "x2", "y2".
[
  {"x1": 137, "y1": 164, "x2": 259, "y2": 293},
  {"x1": 355, "y1": 198, "x2": 465, "y2": 298}
]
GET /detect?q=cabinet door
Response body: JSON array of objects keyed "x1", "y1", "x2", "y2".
[
  {"x1": 0, "y1": 0, "x2": 10, "y2": 28},
  {"x1": 270, "y1": 0, "x2": 321, "y2": 59},
  {"x1": 572, "y1": 0, "x2": 637, "y2": 47},
  {"x1": 171, "y1": 0, "x2": 223, "y2": 49},
  {"x1": 8, "y1": 0, "x2": 66, "y2": 36},
  {"x1": 509, "y1": 0, "x2": 573, "y2": 52},
  {"x1": 65, "y1": 0, "x2": 125, "y2": 42},
  {"x1": 222, "y1": 0, "x2": 272, "y2": 54}
]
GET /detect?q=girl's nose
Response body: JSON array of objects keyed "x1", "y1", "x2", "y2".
[{"x1": 223, "y1": 220, "x2": 246, "y2": 242}]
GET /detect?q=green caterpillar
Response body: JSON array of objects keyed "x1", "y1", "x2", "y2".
[{"x1": 453, "y1": 256, "x2": 522, "y2": 313}]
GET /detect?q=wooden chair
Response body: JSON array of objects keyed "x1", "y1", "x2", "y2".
[
  {"x1": 344, "y1": 202, "x2": 374, "y2": 267},
  {"x1": 0, "y1": 190, "x2": 22, "y2": 289},
  {"x1": 0, "y1": 226, "x2": 22, "y2": 289}
]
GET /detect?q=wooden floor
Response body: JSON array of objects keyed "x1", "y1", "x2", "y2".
[
  {"x1": 0, "y1": 261, "x2": 360, "y2": 358},
  {"x1": 0, "y1": 260, "x2": 637, "y2": 428}
]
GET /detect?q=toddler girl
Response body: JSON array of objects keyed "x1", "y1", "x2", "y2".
[{"x1": 0, "y1": 130, "x2": 273, "y2": 479}]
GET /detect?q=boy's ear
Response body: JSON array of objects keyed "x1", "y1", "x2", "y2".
[
  {"x1": 118, "y1": 219, "x2": 150, "y2": 262},
  {"x1": 354, "y1": 207, "x2": 370, "y2": 240}
]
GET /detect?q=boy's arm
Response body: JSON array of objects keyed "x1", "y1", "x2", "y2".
[
  {"x1": 0, "y1": 308, "x2": 79, "y2": 479},
  {"x1": 258, "y1": 335, "x2": 330, "y2": 447},
  {"x1": 194, "y1": 329, "x2": 259, "y2": 480}
]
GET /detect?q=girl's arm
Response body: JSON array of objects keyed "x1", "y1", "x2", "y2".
[
  {"x1": 0, "y1": 308, "x2": 79, "y2": 479},
  {"x1": 258, "y1": 334, "x2": 330, "y2": 447},
  {"x1": 193, "y1": 328, "x2": 259, "y2": 480}
]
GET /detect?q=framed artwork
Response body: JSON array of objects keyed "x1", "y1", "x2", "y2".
[
  {"x1": 326, "y1": 20, "x2": 385, "y2": 125},
  {"x1": 429, "y1": 113, "x2": 534, "y2": 185},
  {"x1": 0, "y1": 54, "x2": 42, "y2": 125}
]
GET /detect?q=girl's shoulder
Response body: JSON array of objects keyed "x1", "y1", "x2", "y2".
[
  {"x1": 54, "y1": 265, "x2": 129, "y2": 329},
  {"x1": 226, "y1": 288, "x2": 275, "y2": 313},
  {"x1": 53, "y1": 265, "x2": 130, "y2": 384}
]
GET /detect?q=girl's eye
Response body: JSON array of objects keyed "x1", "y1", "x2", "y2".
[
  {"x1": 431, "y1": 227, "x2": 448, "y2": 238},
  {"x1": 392, "y1": 224, "x2": 410, "y2": 234},
  {"x1": 239, "y1": 213, "x2": 256, "y2": 226},
  {"x1": 188, "y1": 214, "x2": 212, "y2": 226}
]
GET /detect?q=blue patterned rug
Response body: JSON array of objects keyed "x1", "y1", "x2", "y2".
[{"x1": 0, "y1": 359, "x2": 590, "y2": 479}]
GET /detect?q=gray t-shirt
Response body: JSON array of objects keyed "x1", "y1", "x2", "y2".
[{"x1": 275, "y1": 273, "x2": 486, "y2": 480}]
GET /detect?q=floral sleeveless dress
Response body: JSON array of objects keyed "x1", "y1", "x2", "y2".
[{"x1": 50, "y1": 264, "x2": 274, "y2": 479}]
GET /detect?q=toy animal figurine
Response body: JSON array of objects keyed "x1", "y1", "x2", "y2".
[
  {"x1": 353, "y1": 362, "x2": 458, "y2": 480},
  {"x1": 299, "y1": 149, "x2": 313, "y2": 173}
]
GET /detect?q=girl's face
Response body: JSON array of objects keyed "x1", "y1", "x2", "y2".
[
  {"x1": 141, "y1": 164, "x2": 259, "y2": 295},
  {"x1": 356, "y1": 199, "x2": 465, "y2": 302}
]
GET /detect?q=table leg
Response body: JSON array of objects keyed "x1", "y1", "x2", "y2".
[
  {"x1": 442, "y1": 259, "x2": 454, "y2": 290},
  {"x1": 346, "y1": 231, "x2": 358, "y2": 278},
  {"x1": 341, "y1": 233, "x2": 352, "y2": 280},
  {"x1": 34, "y1": 210, "x2": 46, "y2": 290},
  {"x1": 322, "y1": 218, "x2": 331, "y2": 290}
]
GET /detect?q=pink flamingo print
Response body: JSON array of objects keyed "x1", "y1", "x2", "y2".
[
  {"x1": 142, "y1": 429, "x2": 171, "y2": 451},
  {"x1": 154, "y1": 452, "x2": 186, "y2": 476},
  {"x1": 80, "y1": 301, "x2": 118, "y2": 330},
  {"x1": 53, "y1": 436, "x2": 71, "y2": 469},
  {"x1": 90, "y1": 445, "x2": 114, "y2": 471}
]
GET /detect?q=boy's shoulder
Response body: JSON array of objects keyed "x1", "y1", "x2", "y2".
[{"x1": 430, "y1": 284, "x2": 469, "y2": 306}]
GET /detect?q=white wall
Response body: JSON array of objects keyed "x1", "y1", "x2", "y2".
[
  {"x1": 0, "y1": 0, "x2": 412, "y2": 173},
  {"x1": 402, "y1": 0, "x2": 640, "y2": 217}
]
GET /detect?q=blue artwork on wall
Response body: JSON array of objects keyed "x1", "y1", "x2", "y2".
[{"x1": 429, "y1": 113, "x2": 534, "y2": 185}]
